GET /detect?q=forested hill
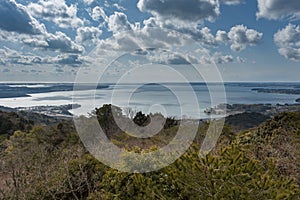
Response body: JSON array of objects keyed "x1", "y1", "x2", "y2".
[
  {"x1": 0, "y1": 109, "x2": 65, "y2": 142},
  {"x1": 0, "y1": 106, "x2": 300, "y2": 199}
]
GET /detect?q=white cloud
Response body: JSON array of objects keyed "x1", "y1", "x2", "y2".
[
  {"x1": 83, "y1": 0, "x2": 94, "y2": 5},
  {"x1": 45, "y1": 32, "x2": 84, "y2": 53},
  {"x1": 216, "y1": 30, "x2": 229, "y2": 43},
  {"x1": 200, "y1": 52, "x2": 234, "y2": 64},
  {"x1": 28, "y1": 0, "x2": 83, "y2": 28},
  {"x1": 113, "y1": 3, "x2": 126, "y2": 11},
  {"x1": 23, "y1": 31, "x2": 84, "y2": 53},
  {"x1": 141, "y1": 17, "x2": 218, "y2": 46},
  {"x1": 22, "y1": 36, "x2": 48, "y2": 47},
  {"x1": 0, "y1": 46, "x2": 86, "y2": 67},
  {"x1": 108, "y1": 12, "x2": 133, "y2": 33},
  {"x1": 0, "y1": 1, "x2": 84, "y2": 54},
  {"x1": 0, "y1": 47, "x2": 44, "y2": 66},
  {"x1": 213, "y1": 52, "x2": 234, "y2": 64},
  {"x1": 51, "y1": 54, "x2": 83, "y2": 66},
  {"x1": 237, "y1": 56, "x2": 246, "y2": 63},
  {"x1": 257, "y1": 0, "x2": 300, "y2": 20},
  {"x1": 141, "y1": 18, "x2": 262, "y2": 52},
  {"x1": 228, "y1": 25, "x2": 263, "y2": 52},
  {"x1": 142, "y1": 49, "x2": 191, "y2": 65},
  {"x1": 92, "y1": 6, "x2": 108, "y2": 22},
  {"x1": 137, "y1": 0, "x2": 220, "y2": 26},
  {"x1": 220, "y1": 0, "x2": 243, "y2": 5},
  {"x1": 75, "y1": 26, "x2": 103, "y2": 44},
  {"x1": 0, "y1": 0, "x2": 46, "y2": 34},
  {"x1": 197, "y1": 27, "x2": 217, "y2": 45},
  {"x1": 277, "y1": 47, "x2": 300, "y2": 61},
  {"x1": 99, "y1": 13, "x2": 263, "y2": 55},
  {"x1": 274, "y1": 24, "x2": 300, "y2": 62}
]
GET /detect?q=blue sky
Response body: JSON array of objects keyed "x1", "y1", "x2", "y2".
[{"x1": 0, "y1": 0, "x2": 299, "y2": 82}]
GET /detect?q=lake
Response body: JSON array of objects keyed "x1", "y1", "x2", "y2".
[{"x1": 0, "y1": 82, "x2": 299, "y2": 119}]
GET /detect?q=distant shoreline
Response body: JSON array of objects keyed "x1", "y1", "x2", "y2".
[
  {"x1": 252, "y1": 88, "x2": 300, "y2": 95},
  {"x1": 0, "y1": 104, "x2": 81, "y2": 118},
  {"x1": 0, "y1": 83, "x2": 110, "y2": 99}
]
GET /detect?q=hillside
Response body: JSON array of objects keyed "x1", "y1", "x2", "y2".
[
  {"x1": 236, "y1": 112, "x2": 300, "y2": 185},
  {"x1": 0, "y1": 106, "x2": 299, "y2": 199},
  {"x1": 0, "y1": 110, "x2": 34, "y2": 139}
]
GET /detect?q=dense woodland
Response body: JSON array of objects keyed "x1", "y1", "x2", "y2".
[{"x1": 0, "y1": 105, "x2": 300, "y2": 199}]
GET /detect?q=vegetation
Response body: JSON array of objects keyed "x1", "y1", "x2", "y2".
[
  {"x1": 0, "y1": 105, "x2": 300, "y2": 199},
  {"x1": 225, "y1": 112, "x2": 270, "y2": 132},
  {"x1": 0, "y1": 111, "x2": 34, "y2": 140}
]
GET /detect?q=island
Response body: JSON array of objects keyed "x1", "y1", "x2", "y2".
[{"x1": 252, "y1": 88, "x2": 300, "y2": 95}]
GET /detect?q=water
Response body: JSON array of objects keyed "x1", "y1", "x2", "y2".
[{"x1": 0, "y1": 82, "x2": 299, "y2": 119}]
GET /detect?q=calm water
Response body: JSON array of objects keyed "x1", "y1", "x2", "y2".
[{"x1": 0, "y1": 82, "x2": 299, "y2": 118}]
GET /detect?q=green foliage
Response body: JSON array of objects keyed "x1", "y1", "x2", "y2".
[
  {"x1": 94, "y1": 104, "x2": 123, "y2": 135},
  {"x1": 1, "y1": 109, "x2": 300, "y2": 199},
  {"x1": 0, "y1": 111, "x2": 34, "y2": 136},
  {"x1": 168, "y1": 144, "x2": 300, "y2": 199},
  {"x1": 237, "y1": 112, "x2": 300, "y2": 186},
  {"x1": 133, "y1": 111, "x2": 150, "y2": 126}
]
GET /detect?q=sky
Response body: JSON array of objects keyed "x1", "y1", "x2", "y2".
[{"x1": 0, "y1": 0, "x2": 299, "y2": 82}]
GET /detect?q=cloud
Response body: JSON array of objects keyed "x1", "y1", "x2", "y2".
[
  {"x1": 0, "y1": 47, "x2": 44, "y2": 66},
  {"x1": 142, "y1": 18, "x2": 262, "y2": 52},
  {"x1": 53, "y1": 54, "x2": 83, "y2": 66},
  {"x1": 98, "y1": 12, "x2": 263, "y2": 56},
  {"x1": 91, "y1": 6, "x2": 108, "y2": 22},
  {"x1": 137, "y1": 0, "x2": 219, "y2": 25},
  {"x1": 12, "y1": 55, "x2": 43, "y2": 65},
  {"x1": 213, "y1": 52, "x2": 234, "y2": 64},
  {"x1": 216, "y1": 30, "x2": 230, "y2": 43},
  {"x1": 108, "y1": 12, "x2": 133, "y2": 33},
  {"x1": 0, "y1": 0, "x2": 45, "y2": 34},
  {"x1": 83, "y1": 0, "x2": 94, "y2": 5},
  {"x1": 220, "y1": 0, "x2": 243, "y2": 5},
  {"x1": 274, "y1": 24, "x2": 300, "y2": 62},
  {"x1": 97, "y1": 22, "x2": 190, "y2": 53},
  {"x1": 256, "y1": 0, "x2": 300, "y2": 20},
  {"x1": 141, "y1": 17, "x2": 218, "y2": 46},
  {"x1": 165, "y1": 22, "x2": 262, "y2": 54},
  {"x1": 199, "y1": 52, "x2": 234, "y2": 64},
  {"x1": 46, "y1": 32, "x2": 84, "y2": 53},
  {"x1": 0, "y1": 1, "x2": 84, "y2": 53},
  {"x1": 24, "y1": 31, "x2": 84, "y2": 53},
  {"x1": 227, "y1": 25, "x2": 263, "y2": 52},
  {"x1": 113, "y1": 3, "x2": 126, "y2": 11},
  {"x1": 0, "y1": 46, "x2": 86, "y2": 67},
  {"x1": 149, "y1": 50, "x2": 191, "y2": 65},
  {"x1": 22, "y1": 36, "x2": 48, "y2": 47},
  {"x1": 168, "y1": 26, "x2": 217, "y2": 46},
  {"x1": 237, "y1": 56, "x2": 246, "y2": 63},
  {"x1": 75, "y1": 26, "x2": 103, "y2": 44},
  {"x1": 28, "y1": 0, "x2": 83, "y2": 28}
]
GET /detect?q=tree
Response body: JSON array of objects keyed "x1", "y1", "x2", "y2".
[
  {"x1": 133, "y1": 111, "x2": 150, "y2": 127},
  {"x1": 95, "y1": 104, "x2": 123, "y2": 135}
]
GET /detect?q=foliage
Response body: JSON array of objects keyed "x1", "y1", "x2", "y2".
[
  {"x1": 0, "y1": 111, "x2": 34, "y2": 137},
  {"x1": 133, "y1": 111, "x2": 150, "y2": 127},
  {"x1": 0, "y1": 107, "x2": 300, "y2": 199}
]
